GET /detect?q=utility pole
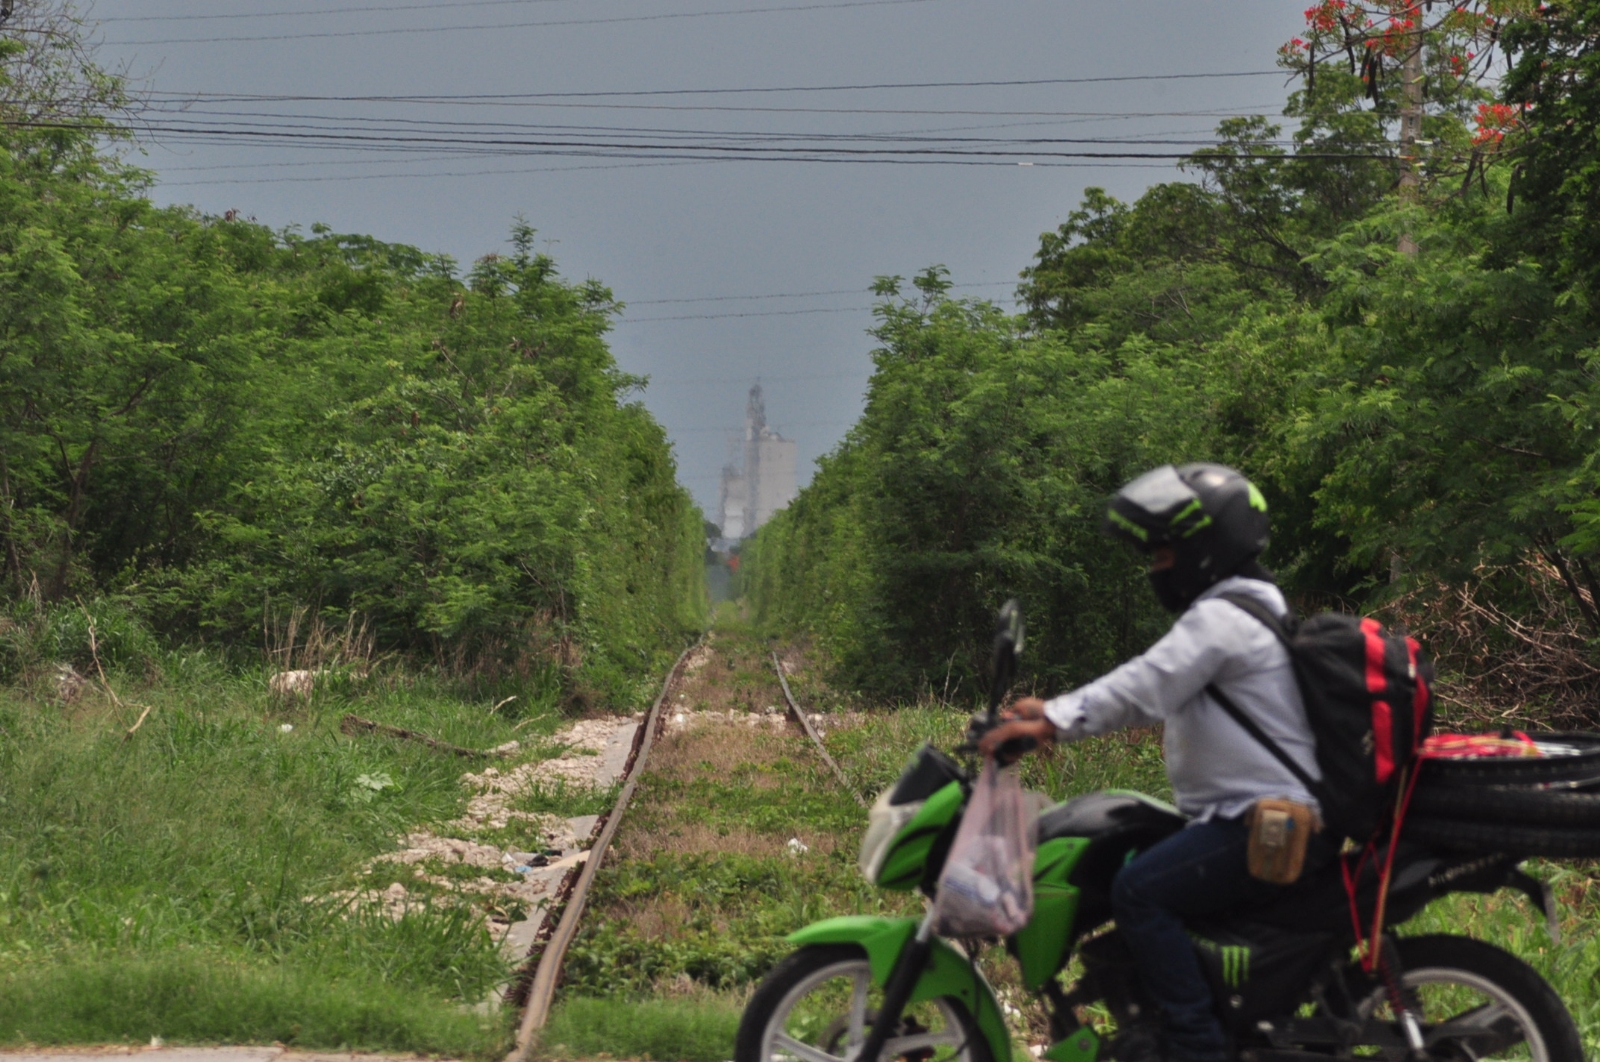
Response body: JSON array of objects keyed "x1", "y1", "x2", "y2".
[{"x1": 1396, "y1": 0, "x2": 1424, "y2": 255}]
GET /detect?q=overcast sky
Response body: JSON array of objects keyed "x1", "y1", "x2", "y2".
[{"x1": 91, "y1": 0, "x2": 1307, "y2": 521}]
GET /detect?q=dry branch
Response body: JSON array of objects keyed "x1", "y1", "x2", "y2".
[
  {"x1": 340, "y1": 714, "x2": 495, "y2": 759},
  {"x1": 1377, "y1": 557, "x2": 1600, "y2": 729},
  {"x1": 75, "y1": 598, "x2": 155, "y2": 740}
]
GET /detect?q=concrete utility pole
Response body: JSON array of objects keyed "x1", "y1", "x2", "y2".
[{"x1": 1396, "y1": 0, "x2": 1424, "y2": 255}]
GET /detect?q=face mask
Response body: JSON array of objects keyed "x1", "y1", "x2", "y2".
[{"x1": 1147, "y1": 567, "x2": 1192, "y2": 613}]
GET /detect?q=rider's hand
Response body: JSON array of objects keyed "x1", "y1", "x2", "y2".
[
  {"x1": 1001, "y1": 696, "x2": 1047, "y2": 723},
  {"x1": 977, "y1": 717, "x2": 1055, "y2": 759}
]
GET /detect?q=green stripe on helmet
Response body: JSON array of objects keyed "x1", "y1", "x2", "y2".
[
  {"x1": 1247, "y1": 483, "x2": 1268, "y2": 512},
  {"x1": 1169, "y1": 498, "x2": 1203, "y2": 526},
  {"x1": 1107, "y1": 509, "x2": 1149, "y2": 542}
]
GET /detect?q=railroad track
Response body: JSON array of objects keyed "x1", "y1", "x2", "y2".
[
  {"x1": 504, "y1": 639, "x2": 858, "y2": 1060},
  {"x1": 772, "y1": 650, "x2": 866, "y2": 806},
  {"x1": 504, "y1": 638, "x2": 700, "y2": 1062}
]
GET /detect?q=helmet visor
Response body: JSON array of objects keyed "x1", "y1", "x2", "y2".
[{"x1": 1117, "y1": 464, "x2": 1198, "y2": 521}]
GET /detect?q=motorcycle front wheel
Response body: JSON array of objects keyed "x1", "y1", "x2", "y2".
[{"x1": 735, "y1": 944, "x2": 996, "y2": 1062}]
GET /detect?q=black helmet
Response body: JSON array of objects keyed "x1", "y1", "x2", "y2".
[{"x1": 1103, "y1": 463, "x2": 1269, "y2": 612}]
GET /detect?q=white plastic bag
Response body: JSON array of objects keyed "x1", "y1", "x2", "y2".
[{"x1": 932, "y1": 759, "x2": 1037, "y2": 937}]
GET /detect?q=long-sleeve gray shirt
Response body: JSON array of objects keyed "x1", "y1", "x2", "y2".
[{"x1": 1042, "y1": 576, "x2": 1320, "y2": 822}]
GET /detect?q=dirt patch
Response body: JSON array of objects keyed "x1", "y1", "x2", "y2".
[
  {"x1": 668, "y1": 634, "x2": 785, "y2": 715},
  {"x1": 681, "y1": 642, "x2": 714, "y2": 675},
  {"x1": 614, "y1": 820, "x2": 837, "y2": 860},
  {"x1": 653, "y1": 711, "x2": 791, "y2": 778}
]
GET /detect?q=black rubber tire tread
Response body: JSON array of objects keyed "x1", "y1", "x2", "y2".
[
  {"x1": 1411, "y1": 781, "x2": 1600, "y2": 826},
  {"x1": 1419, "y1": 732, "x2": 1600, "y2": 785},
  {"x1": 734, "y1": 944, "x2": 996, "y2": 1062},
  {"x1": 1406, "y1": 814, "x2": 1600, "y2": 858},
  {"x1": 1391, "y1": 934, "x2": 1583, "y2": 1062}
]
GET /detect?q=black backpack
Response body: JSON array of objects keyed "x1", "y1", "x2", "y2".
[{"x1": 1204, "y1": 593, "x2": 1436, "y2": 842}]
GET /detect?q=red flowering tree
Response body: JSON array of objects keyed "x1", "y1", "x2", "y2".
[{"x1": 1278, "y1": 1, "x2": 1536, "y2": 191}]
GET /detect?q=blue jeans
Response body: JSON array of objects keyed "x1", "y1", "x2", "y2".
[{"x1": 1110, "y1": 816, "x2": 1329, "y2": 1061}]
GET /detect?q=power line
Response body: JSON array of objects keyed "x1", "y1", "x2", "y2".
[
  {"x1": 623, "y1": 299, "x2": 1020, "y2": 323},
  {"x1": 135, "y1": 100, "x2": 1286, "y2": 118},
  {"x1": 138, "y1": 105, "x2": 1284, "y2": 137},
  {"x1": 131, "y1": 110, "x2": 1310, "y2": 148},
  {"x1": 145, "y1": 114, "x2": 1280, "y2": 172},
  {"x1": 101, "y1": 0, "x2": 575, "y2": 21},
  {"x1": 139, "y1": 72, "x2": 1288, "y2": 104},
  {"x1": 628, "y1": 281, "x2": 1012, "y2": 306},
  {"x1": 158, "y1": 158, "x2": 708, "y2": 186},
  {"x1": 156, "y1": 158, "x2": 1178, "y2": 183},
  {"x1": 112, "y1": 0, "x2": 943, "y2": 46},
  {"x1": 33, "y1": 120, "x2": 1388, "y2": 163}
]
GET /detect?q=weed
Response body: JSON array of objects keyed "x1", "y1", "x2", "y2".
[
  {"x1": 539, "y1": 993, "x2": 744, "y2": 1061},
  {"x1": 0, "y1": 951, "x2": 507, "y2": 1054},
  {"x1": 0, "y1": 643, "x2": 579, "y2": 1047}
]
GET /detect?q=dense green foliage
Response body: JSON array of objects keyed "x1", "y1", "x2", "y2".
[
  {"x1": 745, "y1": 1, "x2": 1600, "y2": 713},
  {"x1": 0, "y1": 118, "x2": 703, "y2": 696}
]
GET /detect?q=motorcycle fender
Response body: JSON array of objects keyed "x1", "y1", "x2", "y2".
[{"x1": 788, "y1": 917, "x2": 1012, "y2": 1062}]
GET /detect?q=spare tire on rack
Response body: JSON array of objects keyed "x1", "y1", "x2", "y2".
[
  {"x1": 1417, "y1": 732, "x2": 1600, "y2": 786},
  {"x1": 1405, "y1": 814, "x2": 1600, "y2": 859},
  {"x1": 1410, "y1": 783, "x2": 1600, "y2": 827}
]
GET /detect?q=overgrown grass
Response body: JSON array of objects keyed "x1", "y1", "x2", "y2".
[
  {"x1": 0, "y1": 642, "x2": 598, "y2": 1052},
  {"x1": 541, "y1": 994, "x2": 744, "y2": 1062},
  {"x1": 0, "y1": 952, "x2": 500, "y2": 1051}
]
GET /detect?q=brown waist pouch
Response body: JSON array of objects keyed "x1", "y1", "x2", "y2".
[{"x1": 1245, "y1": 798, "x2": 1321, "y2": 885}]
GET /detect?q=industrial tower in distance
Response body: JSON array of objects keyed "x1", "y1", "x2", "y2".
[{"x1": 718, "y1": 384, "x2": 797, "y2": 539}]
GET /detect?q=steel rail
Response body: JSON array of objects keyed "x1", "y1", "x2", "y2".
[
  {"x1": 771, "y1": 650, "x2": 866, "y2": 806},
  {"x1": 505, "y1": 638, "x2": 702, "y2": 1062}
]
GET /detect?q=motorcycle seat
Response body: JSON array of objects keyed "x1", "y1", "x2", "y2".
[{"x1": 1037, "y1": 790, "x2": 1187, "y2": 845}]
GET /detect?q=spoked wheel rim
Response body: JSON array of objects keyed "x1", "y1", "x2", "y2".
[
  {"x1": 758, "y1": 957, "x2": 978, "y2": 1062},
  {"x1": 1360, "y1": 964, "x2": 1548, "y2": 1061}
]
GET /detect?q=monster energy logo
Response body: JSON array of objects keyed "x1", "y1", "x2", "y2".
[
  {"x1": 1191, "y1": 936, "x2": 1252, "y2": 989},
  {"x1": 1220, "y1": 945, "x2": 1250, "y2": 988}
]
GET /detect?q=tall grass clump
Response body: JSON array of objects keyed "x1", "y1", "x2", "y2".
[
  {"x1": 539, "y1": 994, "x2": 744, "y2": 1062},
  {"x1": 0, "y1": 954, "x2": 502, "y2": 1053}
]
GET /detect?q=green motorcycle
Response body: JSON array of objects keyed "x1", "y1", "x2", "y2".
[{"x1": 735, "y1": 607, "x2": 1583, "y2": 1062}]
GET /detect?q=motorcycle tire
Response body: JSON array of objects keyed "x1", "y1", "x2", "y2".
[
  {"x1": 1410, "y1": 782, "x2": 1600, "y2": 826},
  {"x1": 734, "y1": 944, "x2": 995, "y2": 1062},
  {"x1": 1348, "y1": 934, "x2": 1583, "y2": 1062},
  {"x1": 1418, "y1": 732, "x2": 1600, "y2": 786},
  {"x1": 1405, "y1": 814, "x2": 1600, "y2": 858}
]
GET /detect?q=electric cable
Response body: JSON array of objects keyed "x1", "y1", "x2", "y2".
[
  {"x1": 132, "y1": 105, "x2": 1300, "y2": 144},
  {"x1": 136, "y1": 72, "x2": 1287, "y2": 103},
  {"x1": 628, "y1": 281, "x2": 1012, "y2": 306},
  {"x1": 24, "y1": 119, "x2": 1391, "y2": 162},
  {"x1": 100, "y1": 0, "x2": 579, "y2": 21},
  {"x1": 112, "y1": 0, "x2": 945, "y2": 46},
  {"x1": 146, "y1": 113, "x2": 1286, "y2": 172}
]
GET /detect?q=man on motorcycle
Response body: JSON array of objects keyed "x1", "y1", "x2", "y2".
[{"x1": 980, "y1": 463, "x2": 1337, "y2": 1062}]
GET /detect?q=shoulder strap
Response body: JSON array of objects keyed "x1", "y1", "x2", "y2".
[
  {"x1": 1203, "y1": 681, "x2": 1325, "y2": 802},
  {"x1": 1214, "y1": 591, "x2": 1296, "y2": 647},
  {"x1": 1202, "y1": 592, "x2": 1327, "y2": 806}
]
